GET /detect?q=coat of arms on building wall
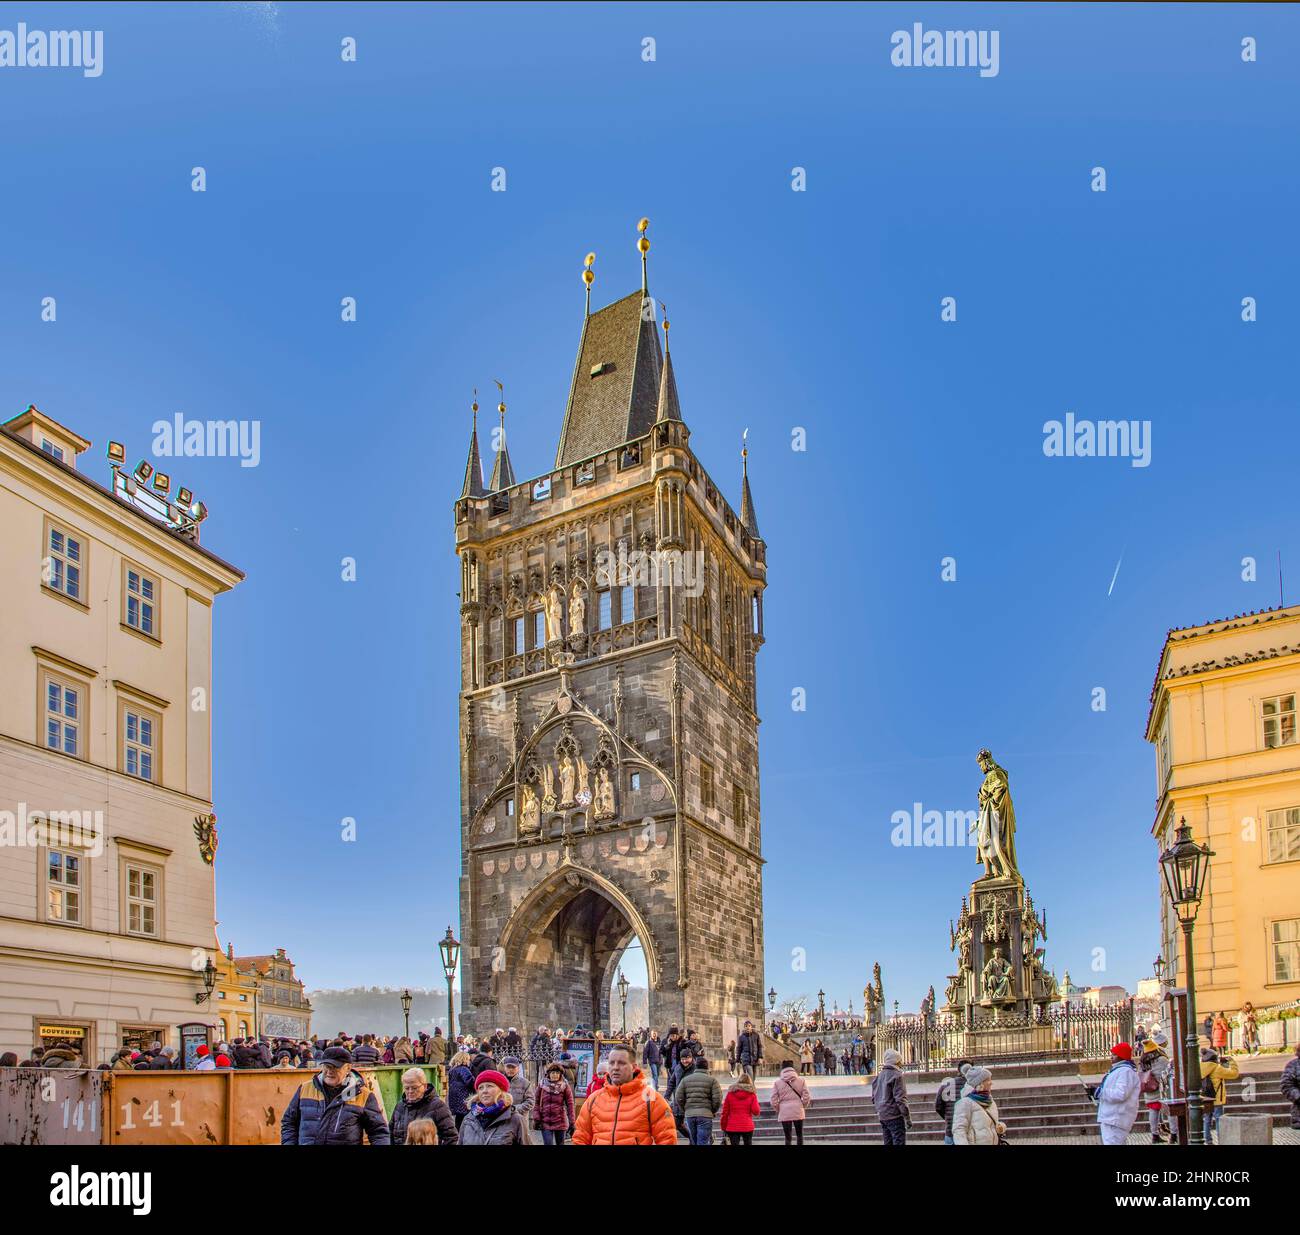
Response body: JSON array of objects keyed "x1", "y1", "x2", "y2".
[{"x1": 193, "y1": 813, "x2": 219, "y2": 864}]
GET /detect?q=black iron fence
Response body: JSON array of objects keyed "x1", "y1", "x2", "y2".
[{"x1": 874, "y1": 1000, "x2": 1135, "y2": 1071}]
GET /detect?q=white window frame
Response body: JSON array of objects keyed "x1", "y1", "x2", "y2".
[
  {"x1": 45, "y1": 848, "x2": 84, "y2": 925},
  {"x1": 1265, "y1": 806, "x2": 1300, "y2": 865},
  {"x1": 1262, "y1": 694, "x2": 1297, "y2": 749},
  {"x1": 123, "y1": 859, "x2": 162, "y2": 938},
  {"x1": 121, "y1": 704, "x2": 159, "y2": 783},
  {"x1": 42, "y1": 672, "x2": 83, "y2": 759},
  {"x1": 123, "y1": 564, "x2": 159, "y2": 639},
  {"x1": 44, "y1": 521, "x2": 85, "y2": 603},
  {"x1": 1271, "y1": 917, "x2": 1300, "y2": 985}
]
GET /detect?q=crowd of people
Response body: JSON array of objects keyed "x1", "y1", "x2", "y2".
[
  {"x1": 784, "y1": 1037, "x2": 873, "y2": 1076},
  {"x1": 8, "y1": 1014, "x2": 1298, "y2": 1148},
  {"x1": 867, "y1": 1025, "x2": 1300, "y2": 1147}
]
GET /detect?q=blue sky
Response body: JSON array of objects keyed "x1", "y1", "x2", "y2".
[{"x1": 3, "y1": 3, "x2": 1298, "y2": 1016}]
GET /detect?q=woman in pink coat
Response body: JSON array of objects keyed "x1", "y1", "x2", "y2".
[{"x1": 770, "y1": 1064, "x2": 812, "y2": 1145}]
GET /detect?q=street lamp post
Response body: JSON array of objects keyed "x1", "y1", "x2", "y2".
[
  {"x1": 1159, "y1": 817, "x2": 1214, "y2": 1146},
  {"x1": 817, "y1": 988, "x2": 825, "y2": 1028},
  {"x1": 617, "y1": 969, "x2": 630, "y2": 1036},
  {"x1": 439, "y1": 927, "x2": 461, "y2": 1043},
  {"x1": 400, "y1": 988, "x2": 413, "y2": 1040},
  {"x1": 768, "y1": 987, "x2": 777, "y2": 1014},
  {"x1": 195, "y1": 956, "x2": 218, "y2": 1005}
]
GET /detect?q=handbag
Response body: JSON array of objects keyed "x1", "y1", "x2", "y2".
[{"x1": 978, "y1": 1100, "x2": 1009, "y2": 1145}]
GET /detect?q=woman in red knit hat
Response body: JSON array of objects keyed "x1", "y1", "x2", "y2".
[{"x1": 458, "y1": 1070, "x2": 526, "y2": 1145}]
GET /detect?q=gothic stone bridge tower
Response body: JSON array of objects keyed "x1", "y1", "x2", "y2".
[{"x1": 453, "y1": 236, "x2": 767, "y2": 1047}]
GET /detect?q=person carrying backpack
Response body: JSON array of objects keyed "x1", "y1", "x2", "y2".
[
  {"x1": 1199, "y1": 1047, "x2": 1240, "y2": 1145},
  {"x1": 1093, "y1": 1041, "x2": 1140, "y2": 1145}
]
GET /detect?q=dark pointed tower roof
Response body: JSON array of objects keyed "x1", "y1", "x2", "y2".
[
  {"x1": 555, "y1": 289, "x2": 662, "y2": 467},
  {"x1": 740, "y1": 443, "x2": 760, "y2": 539},
  {"x1": 489, "y1": 393, "x2": 516, "y2": 491},
  {"x1": 655, "y1": 312, "x2": 682, "y2": 423},
  {"x1": 460, "y1": 398, "x2": 486, "y2": 499}
]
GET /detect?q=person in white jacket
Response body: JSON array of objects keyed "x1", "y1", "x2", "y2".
[
  {"x1": 1094, "y1": 1041, "x2": 1141, "y2": 1144},
  {"x1": 951, "y1": 1066, "x2": 1005, "y2": 1145}
]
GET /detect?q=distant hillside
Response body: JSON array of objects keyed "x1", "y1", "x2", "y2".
[{"x1": 306, "y1": 987, "x2": 456, "y2": 1038}]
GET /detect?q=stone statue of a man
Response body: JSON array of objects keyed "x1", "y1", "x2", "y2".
[{"x1": 972, "y1": 748, "x2": 1021, "y2": 882}]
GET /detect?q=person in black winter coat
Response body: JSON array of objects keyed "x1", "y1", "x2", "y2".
[
  {"x1": 280, "y1": 1048, "x2": 391, "y2": 1145},
  {"x1": 390, "y1": 1068, "x2": 458, "y2": 1145},
  {"x1": 1281, "y1": 1042, "x2": 1300, "y2": 1130},
  {"x1": 233, "y1": 1040, "x2": 265, "y2": 1070},
  {"x1": 642, "y1": 1031, "x2": 664, "y2": 1090},
  {"x1": 446, "y1": 1052, "x2": 477, "y2": 1127},
  {"x1": 737, "y1": 1021, "x2": 764, "y2": 1078},
  {"x1": 934, "y1": 1060, "x2": 971, "y2": 1144},
  {"x1": 663, "y1": 1028, "x2": 704, "y2": 1102}
]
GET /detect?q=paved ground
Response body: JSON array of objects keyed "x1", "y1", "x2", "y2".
[{"x1": 1009, "y1": 1128, "x2": 1298, "y2": 1146}]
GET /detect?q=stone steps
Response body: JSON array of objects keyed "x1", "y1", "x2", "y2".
[{"x1": 745, "y1": 1069, "x2": 1291, "y2": 1142}]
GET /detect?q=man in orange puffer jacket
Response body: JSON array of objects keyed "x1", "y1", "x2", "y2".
[{"x1": 572, "y1": 1045, "x2": 678, "y2": 1145}]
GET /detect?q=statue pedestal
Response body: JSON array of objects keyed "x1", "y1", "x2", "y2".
[
  {"x1": 947, "y1": 873, "x2": 1055, "y2": 1026},
  {"x1": 949, "y1": 1021, "x2": 1056, "y2": 1059}
]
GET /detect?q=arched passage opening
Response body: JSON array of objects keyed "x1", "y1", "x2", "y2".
[
  {"x1": 603, "y1": 937, "x2": 649, "y2": 1037},
  {"x1": 496, "y1": 868, "x2": 661, "y2": 1037}
]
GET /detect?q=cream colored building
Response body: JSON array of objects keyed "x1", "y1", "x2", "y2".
[
  {"x1": 1146, "y1": 605, "x2": 1300, "y2": 1017},
  {"x1": 0, "y1": 406, "x2": 243, "y2": 1064}
]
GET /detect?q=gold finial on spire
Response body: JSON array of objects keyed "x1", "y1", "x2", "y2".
[
  {"x1": 742, "y1": 426, "x2": 749, "y2": 470},
  {"x1": 637, "y1": 217, "x2": 650, "y2": 294},
  {"x1": 494, "y1": 379, "x2": 505, "y2": 420},
  {"x1": 472, "y1": 387, "x2": 479, "y2": 423},
  {"x1": 659, "y1": 301, "x2": 670, "y2": 351},
  {"x1": 582, "y1": 251, "x2": 595, "y2": 315}
]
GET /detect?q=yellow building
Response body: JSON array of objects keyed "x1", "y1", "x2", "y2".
[
  {"x1": 1146, "y1": 605, "x2": 1300, "y2": 1019},
  {"x1": 0, "y1": 406, "x2": 243, "y2": 1064},
  {"x1": 212, "y1": 941, "x2": 260, "y2": 1044}
]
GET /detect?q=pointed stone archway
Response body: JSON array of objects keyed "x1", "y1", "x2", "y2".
[{"x1": 493, "y1": 864, "x2": 662, "y2": 1034}]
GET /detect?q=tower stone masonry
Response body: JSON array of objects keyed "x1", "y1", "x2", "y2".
[{"x1": 453, "y1": 245, "x2": 767, "y2": 1050}]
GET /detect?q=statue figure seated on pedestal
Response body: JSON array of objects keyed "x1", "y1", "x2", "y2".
[{"x1": 980, "y1": 946, "x2": 1014, "y2": 1005}]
